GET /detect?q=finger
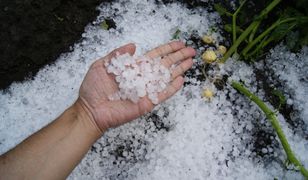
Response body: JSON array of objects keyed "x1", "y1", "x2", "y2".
[
  {"x1": 137, "y1": 97, "x2": 155, "y2": 115},
  {"x1": 161, "y1": 47, "x2": 195, "y2": 68},
  {"x1": 158, "y1": 76, "x2": 184, "y2": 103},
  {"x1": 171, "y1": 58, "x2": 193, "y2": 80},
  {"x1": 145, "y1": 41, "x2": 185, "y2": 59},
  {"x1": 103, "y1": 43, "x2": 136, "y2": 63}
]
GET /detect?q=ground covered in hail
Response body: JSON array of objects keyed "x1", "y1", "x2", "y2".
[{"x1": 0, "y1": 0, "x2": 307, "y2": 179}]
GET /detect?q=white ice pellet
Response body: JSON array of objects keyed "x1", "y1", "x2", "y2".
[
  {"x1": 105, "y1": 53, "x2": 171, "y2": 104},
  {"x1": 261, "y1": 148, "x2": 268, "y2": 154}
]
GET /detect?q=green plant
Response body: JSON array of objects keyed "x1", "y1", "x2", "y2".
[
  {"x1": 231, "y1": 81, "x2": 308, "y2": 178},
  {"x1": 100, "y1": 20, "x2": 109, "y2": 30},
  {"x1": 272, "y1": 89, "x2": 286, "y2": 111},
  {"x1": 209, "y1": 1, "x2": 308, "y2": 178},
  {"x1": 215, "y1": 0, "x2": 308, "y2": 62},
  {"x1": 172, "y1": 29, "x2": 181, "y2": 40}
]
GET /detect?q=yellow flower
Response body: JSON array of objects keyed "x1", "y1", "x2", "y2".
[
  {"x1": 202, "y1": 50, "x2": 217, "y2": 63},
  {"x1": 202, "y1": 35, "x2": 214, "y2": 44},
  {"x1": 202, "y1": 88, "x2": 214, "y2": 100},
  {"x1": 217, "y1": 45, "x2": 227, "y2": 55}
]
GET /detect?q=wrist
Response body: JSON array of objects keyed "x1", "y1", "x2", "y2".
[{"x1": 72, "y1": 99, "x2": 104, "y2": 139}]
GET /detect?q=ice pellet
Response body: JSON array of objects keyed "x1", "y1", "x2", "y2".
[{"x1": 105, "y1": 53, "x2": 171, "y2": 104}]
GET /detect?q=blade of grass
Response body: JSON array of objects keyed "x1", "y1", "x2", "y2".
[{"x1": 231, "y1": 81, "x2": 308, "y2": 178}]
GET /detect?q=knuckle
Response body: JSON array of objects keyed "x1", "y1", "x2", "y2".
[
  {"x1": 167, "y1": 43, "x2": 175, "y2": 52},
  {"x1": 156, "y1": 47, "x2": 164, "y2": 55},
  {"x1": 179, "y1": 64, "x2": 186, "y2": 73},
  {"x1": 145, "y1": 103, "x2": 154, "y2": 112},
  {"x1": 179, "y1": 49, "x2": 187, "y2": 59},
  {"x1": 164, "y1": 56, "x2": 174, "y2": 67}
]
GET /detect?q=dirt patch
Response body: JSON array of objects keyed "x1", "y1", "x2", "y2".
[{"x1": 0, "y1": 0, "x2": 110, "y2": 89}]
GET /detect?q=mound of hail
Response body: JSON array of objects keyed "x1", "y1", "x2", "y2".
[{"x1": 105, "y1": 53, "x2": 171, "y2": 104}]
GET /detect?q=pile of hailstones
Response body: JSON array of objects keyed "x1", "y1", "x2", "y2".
[{"x1": 105, "y1": 53, "x2": 171, "y2": 104}]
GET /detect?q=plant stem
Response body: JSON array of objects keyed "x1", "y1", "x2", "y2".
[
  {"x1": 232, "y1": 0, "x2": 247, "y2": 53},
  {"x1": 247, "y1": 22, "x2": 297, "y2": 58},
  {"x1": 242, "y1": 18, "x2": 296, "y2": 56},
  {"x1": 248, "y1": 21, "x2": 261, "y2": 42},
  {"x1": 220, "y1": 0, "x2": 281, "y2": 63},
  {"x1": 220, "y1": 21, "x2": 257, "y2": 62},
  {"x1": 254, "y1": 0, "x2": 281, "y2": 20},
  {"x1": 232, "y1": 15, "x2": 237, "y2": 53},
  {"x1": 231, "y1": 81, "x2": 308, "y2": 178},
  {"x1": 246, "y1": 37, "x2": 272, "y2": 58}
]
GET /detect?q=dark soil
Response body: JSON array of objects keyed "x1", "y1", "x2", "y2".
[{"x1": 0, "y1": 0, "x2": 109, "y2": 90}]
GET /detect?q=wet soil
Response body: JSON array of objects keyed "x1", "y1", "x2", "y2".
[{"x1": 0, "y1": 0, "x2": 109, "y2": 89}]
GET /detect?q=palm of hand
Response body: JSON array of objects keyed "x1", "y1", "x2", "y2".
[{"x1": 79, "y1": 42, "x2": 195, "y2": 131}]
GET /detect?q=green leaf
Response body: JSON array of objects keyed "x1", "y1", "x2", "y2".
[
  {"x1": 295, "y1": 0, "x2": 308, "y2": 15},
  {"x1": 224, "y1": 24, "x2": 244, "y2": 34},
  {"x1": 214, "y1": 3, "x2": 232, "y2": 16},
  {"x1": 271, "y1": 23, "x2": 289, "y2": 40},
  {"x1": 296, "y1": 16, "x2": 308, "y2": 24},
  {"x1": 272, "y1": 89, "x2": 286, "y2": 107},
  {"x1": 296, "y1": 18, "x2": 308, "y2": 49},
  {"x1": 209, "y1": 26, "x2": 218, "y2": 34},
  {"x1": 286, "y1": 31, "x2": 300, "y2": 50},
  {"x1": 236, "y1": 0, "x2": 250, "y2": 26},
  {"x1": 280, "y1": 7, "x2": 303, "y2": 19},
  {"x1": 299, "y1": 28, "x2": 308, "y2": 47},
  {"x1": 100, "y1": 20, "x2": 109, "y2": 30},
  {"x1": 172, "y1": 29, "x2": 181, "y2": 39},
  {"x1": 271, "y1": 21, "x2": 296, "y2": 42}
]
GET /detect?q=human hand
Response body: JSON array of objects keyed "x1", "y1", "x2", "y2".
[{"x1": 77, "y1": 41, "x2": 195, "y2": 133}]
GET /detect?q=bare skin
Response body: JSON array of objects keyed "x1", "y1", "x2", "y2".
[{"x1": 0, "y1": 41, "x2": 195, "y2": 180}]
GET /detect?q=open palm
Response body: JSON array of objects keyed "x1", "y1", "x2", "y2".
[{"x1": 78, "y1": 41, "x2": 195, "y2": 131}]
